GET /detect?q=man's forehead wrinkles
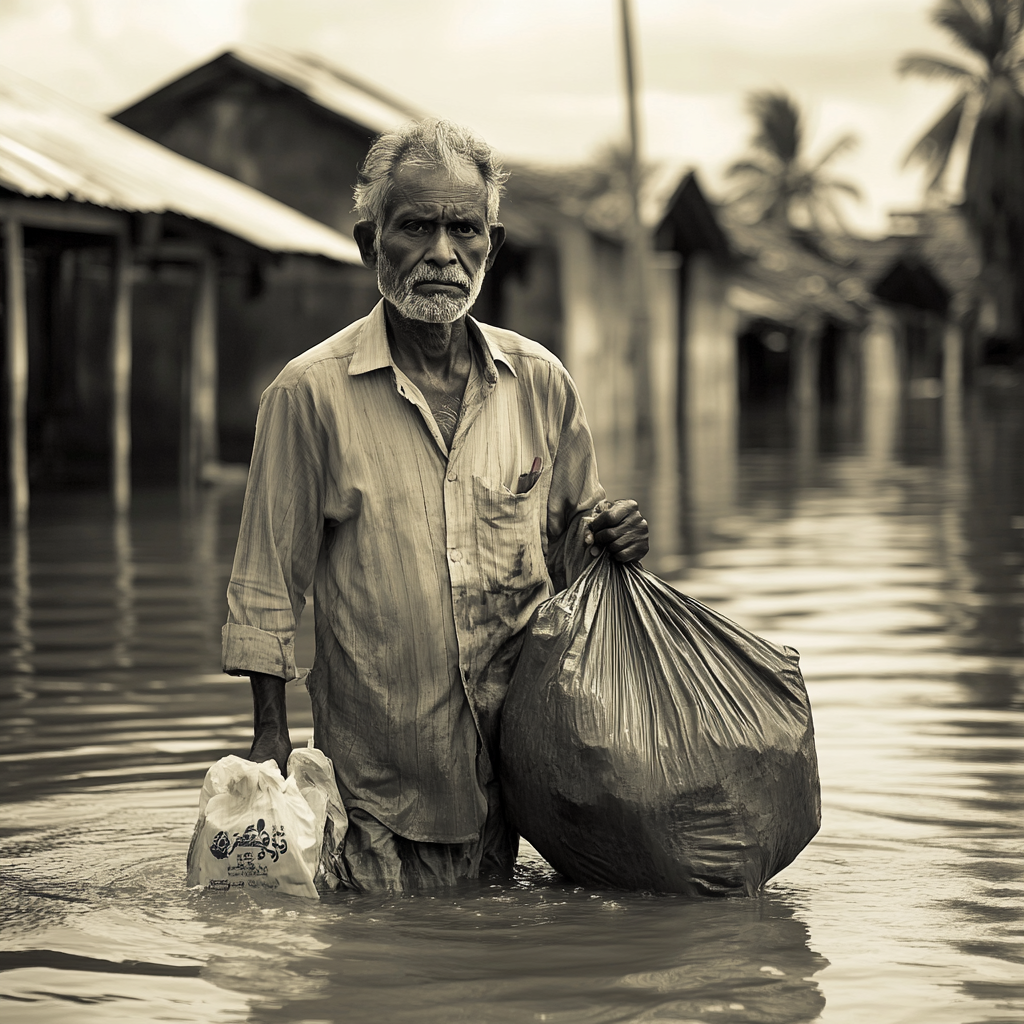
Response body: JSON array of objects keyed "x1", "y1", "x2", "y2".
[
  {"x1": 387, "y1": 194, "x2": 486, "y2": 223},
  {"x1": 385, "y1": 163, "x2": 487, "y2": 222}
]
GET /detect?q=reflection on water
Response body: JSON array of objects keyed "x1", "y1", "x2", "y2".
[{"x1": 1, "y1": 387, "x2": 1022, "y2": 1023}]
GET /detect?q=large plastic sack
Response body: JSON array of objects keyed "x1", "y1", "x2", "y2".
[
  {"x1": 500, "y1": 554, "x2": 820, "y2": 896},
  {"x1": 186, "y1": 745, "x2": 348, "y2": 898}
]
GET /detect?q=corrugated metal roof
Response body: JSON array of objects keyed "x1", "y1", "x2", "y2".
[
  {"x1": 722, "y1": 215, "x2": 866, "y2": 327},
  {"x1": 843, "y1": 210, "x2": 981, "y2": 298},
  {"x1": 0, "y1": 65, "x2": 362, "y2": 264},
  {"x1": 226, "y1": 45, "x2": 419, "y2": 134}
]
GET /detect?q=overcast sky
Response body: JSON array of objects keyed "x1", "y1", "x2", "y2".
[{"x1": 0, "y1": 0, "x2": 966, "y2": 234}]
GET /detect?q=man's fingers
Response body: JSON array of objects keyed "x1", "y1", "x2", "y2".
[
  {"x1": 611, "y1": 536, "x2": 649, "y2": 562},
  {"x1": 582, "y1": 499, "x2": 615, "y2": 545},
  {"x1": 589, "y1": 512, "x2": 649, "y2": 561},
  {"x1": 583, "y1": 499, "x2": 648, "y2": 559},
  {"x1": 591, "y1": 510, "x2": 644, "y2": 544},
  {"x1": 586, "y1": 499, "x2": 638, "y2": 535},
  {"x1": 601, "y1": 499, "x2": 638, "y2": 524}
]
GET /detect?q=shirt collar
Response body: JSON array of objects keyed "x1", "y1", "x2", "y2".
[
  {"x1": 348, "y1": 301, "x2": 393, "y2": 376},
  {"x1": 348, "y1": 300, "x2": 518, "y2": 380},
  {"x1": 469, "y1": 317, "x2": 518, "y2": 381}
]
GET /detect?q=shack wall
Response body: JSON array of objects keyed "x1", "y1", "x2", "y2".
[
  {"x1": 556, "y1": 222, "x2": 633, "y2": 445},
  {"x1": 217, "y1": 256, "x2": 379, "y2": 464}
]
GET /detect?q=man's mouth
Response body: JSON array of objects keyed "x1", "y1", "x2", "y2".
[{"x1": 413, "y1": 281, "x2": 468, "y2": 295}]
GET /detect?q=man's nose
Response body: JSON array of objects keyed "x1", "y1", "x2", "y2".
[{"x1": 424, "y1": 227, "x2": 457, "y2": 265}]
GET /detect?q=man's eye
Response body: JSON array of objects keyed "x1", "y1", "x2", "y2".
[
  {"x1": 404, "y1": 222, "x2": 430, "y2": 234},
  {"x1": 452, "y1": 223, "x2": 479, "y2": 235}
]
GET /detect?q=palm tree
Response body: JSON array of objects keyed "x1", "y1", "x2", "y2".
[
  {"x1": 725, "y1": 91, "x2": 861, "y2": 235},
  {"x1": 900, "y1": 0, "x2": 1024, "y2": 338},
  {"x1": 899, "y1": 0, "x2": 1024, "y2": 189}
]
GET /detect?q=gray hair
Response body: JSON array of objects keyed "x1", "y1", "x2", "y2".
[{"x1": 353, "y1": 118, "x2": 508, "y2": 227}]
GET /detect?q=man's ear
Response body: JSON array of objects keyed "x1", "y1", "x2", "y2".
[
  {"x1": 353, "y1": 221, "x2": 378, "y2": 270},
  {"x1": 485, "y1": 223, "x2": 506, "y2": 271}
]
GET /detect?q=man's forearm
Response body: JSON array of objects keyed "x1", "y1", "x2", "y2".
[
  {"x1": 251, "y1": 671, "x2": 288, "y2": 731},
  {"x1": 248, "y1": 672, "x2": 292, "y2": 774}
]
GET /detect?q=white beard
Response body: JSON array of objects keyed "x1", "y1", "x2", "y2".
[{"x1": 376, "y1": 248, "x2": 486, "y2": 324}]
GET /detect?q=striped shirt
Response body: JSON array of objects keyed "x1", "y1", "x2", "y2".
[{"x1": 222, "y1": 301, "x2": 605, "y2": 843}]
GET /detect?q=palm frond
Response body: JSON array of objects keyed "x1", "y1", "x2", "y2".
[
  {"x1": 724, "y1": 159, "x2": 772, "y2": 178},
  {"x1": 1010, "y1": 0, "x2": 1024, "y2": 38},
  {"x1": 818, "y1": 178, "x2": 864, "y2": 201},
  {"x1": 725, "y1": 184, "x2": 770, "y2": 209},
  {"x1": 933, "y1": 0, "x2": 1007, "y2": 65},
  {"x1": 810, "y1": 133, "x2": 859, "y2": 172},
  {"x1": 984, "y1": 0, "x2": 1023, "y2": 57},
  {"x1": 904, "y1": 92, "x2": 969, "y2": 187},
  {"x1": 897, "y1": 52, "x2": 979, "y2": 81},
  {"x1": 747, "y1": 91, "x2": 801, "y2": 164},
  {"x1": 816, "y1": 190, "x2": 857, "y2": 236}
]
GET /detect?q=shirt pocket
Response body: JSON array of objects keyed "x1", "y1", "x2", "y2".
[{"x1": 472, "y1": 473, "x2": 549, "y2": 594}]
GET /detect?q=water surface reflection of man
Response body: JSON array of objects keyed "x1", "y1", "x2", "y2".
[{"x1": 222, "y1": 120, "x2": 648, "y2": 891}]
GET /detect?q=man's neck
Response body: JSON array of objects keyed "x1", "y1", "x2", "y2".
[{"x1": 384, "y1": 301, "x2": 471, "y2": 382}]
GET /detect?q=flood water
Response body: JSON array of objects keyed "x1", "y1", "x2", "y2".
[{"x1": 1, "y1": 386, "x2": 1022, "y2": 1024}]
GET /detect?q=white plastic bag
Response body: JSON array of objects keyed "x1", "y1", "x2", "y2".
[
  {"x1": 186, "y1": 745, "x2": 348, "y2": 898},
  {"x1": 287, "y1": 746, "x2": 349, "y2": 890}
]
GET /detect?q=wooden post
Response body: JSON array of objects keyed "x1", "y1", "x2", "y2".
[
  {"x1": 682, "y1": 253, "x2": 738, "y2": 547},
  {"x1": 11, "y1": 518, "x2": 32, "y2": 673},
  {"x1": 186, "y1": 253, "x2": 219, "y2": 486},
  {"x1": 791, "y1": 315, "x2": 821, "y2": 477},
  {"x1": 110, "y1": 235, "x2": 133, "y2": 514},
  {"x1": 618, "y1": 0, "x2": 652, "y2": 438},
  {"x1": 112, "y1": 510, "x2": 135, "y2": 669},
  {"x1": 942, "y1": 318, "x2": 965, "y2": 477},
  {"x1": 4, "y1": 218, "x2": 29, "y2": 527},
  {"x1": 647, "y1": 250, "x2": 683, "y2": 568},
  {"x1": 863, "y1": 307, "x2": 900, "y2": 470}
]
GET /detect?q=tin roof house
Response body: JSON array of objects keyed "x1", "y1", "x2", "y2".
[
  {"x1": 656, "y1": 170, "x2": 981, "y2": 480},
  {"x1": 0, "y1": 64, "x2": 364, "y2": 518}
]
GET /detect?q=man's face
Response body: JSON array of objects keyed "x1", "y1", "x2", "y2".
[{"x1": 374, "y1": 160, "x2": 494, "y2": 324}]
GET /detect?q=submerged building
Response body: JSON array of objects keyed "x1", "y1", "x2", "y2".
[{"x1": 0, "y1": 65, "x2": 362, "y2": 519}]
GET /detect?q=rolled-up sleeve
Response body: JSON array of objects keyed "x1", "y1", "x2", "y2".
[
  {"x1": 222, "y1": 380, "x2": 327, "y2": 680},
  {"x1": 544, "y1": 366, "x2": 606, "y2": 591}
]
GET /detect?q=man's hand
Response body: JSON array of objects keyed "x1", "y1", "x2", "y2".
[
  {"x1": 249, "y1": 672, "x2": 292, "y2": 777},
  {"x1": 583, "y1": 499, "x2": 649, "y2": 562}
]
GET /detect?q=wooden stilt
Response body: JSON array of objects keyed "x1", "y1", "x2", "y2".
[
  {"x1": 4, "y1": 218, "x2": 29, "y2": 527},
  {"x1": 682, "y1": 253, "x2": 738, "y2": 545},
  {"x1": 863, "y1": 308, "x2": 900, "y2": 470},
  {"x1": 11, "y1": 518, "x2": 32, "y2": 673},
  {"x1": 942, "y1": 319, "x2": 965, "y2": 475},
  {"x1": 187, "y1": 253, "x2": 219, "y2": 486},
  {"x1": 792, "y1": 315, "x2": 821, "y2": 477},
  {"x1": 110, "y1": 235, "x2": 133, "y2": 514}
]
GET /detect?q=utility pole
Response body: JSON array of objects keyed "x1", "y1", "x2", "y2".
[{"x1": 619, "y1": 0, "x2": 652, "y2": 438}]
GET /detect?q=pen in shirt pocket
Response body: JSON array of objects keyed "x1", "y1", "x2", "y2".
[{"x1": 515, "y1": 457, "x2": 542, "y2": 494}]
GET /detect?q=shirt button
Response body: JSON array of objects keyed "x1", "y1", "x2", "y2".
[
  {"x1": 447, "y1": 471, "x2": 457, "y2": 482},
  {"x1": 449, "y1": 549, "x2": 462, "y2": 562}
]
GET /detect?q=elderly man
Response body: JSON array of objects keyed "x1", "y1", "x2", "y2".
[{"x1": 222, "y1": 118, "x2": 648, "y2": 891}]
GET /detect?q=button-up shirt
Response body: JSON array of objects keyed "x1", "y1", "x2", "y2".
[{"x1": 222, "y1": 301, "x2": 604, "y2": 843}]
